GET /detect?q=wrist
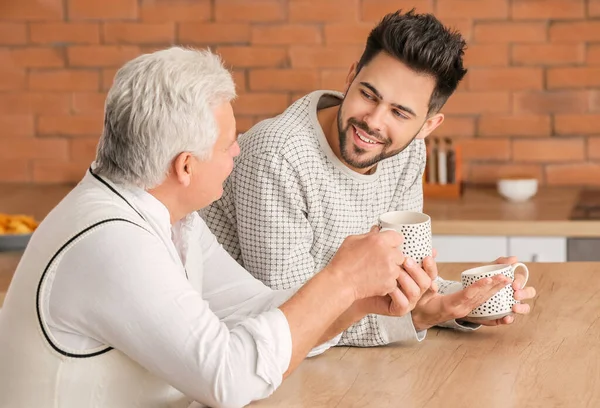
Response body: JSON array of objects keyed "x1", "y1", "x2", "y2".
[{"x1": 321, "y1": 264, "x2": 360, "y2": 303}]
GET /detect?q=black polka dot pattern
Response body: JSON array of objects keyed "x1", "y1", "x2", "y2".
[
  {"x1": 378, "y1": 212, "x2": 432, "y2": 265},
  {"x1": 461, "y1": 264, "x2": 528, "y2": 319}
]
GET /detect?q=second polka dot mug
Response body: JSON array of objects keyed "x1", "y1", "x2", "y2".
[{"x1": 461, "y1": 263, "x2": 529, "y2": 320}]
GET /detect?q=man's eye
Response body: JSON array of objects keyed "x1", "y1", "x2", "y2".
[
  {"x1": 393, "y1": 110, "x2": 407, "y2": 119},
  {"x1": 360, "y1": 90, "x2": 375, "y2": 100}
]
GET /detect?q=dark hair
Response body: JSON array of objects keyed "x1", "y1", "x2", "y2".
[{"x1": 356, "y1": 9, "x2": 467, "y2": 115}]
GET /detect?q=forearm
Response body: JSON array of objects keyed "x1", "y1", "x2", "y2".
[
  {"x1": 278, "y1": 267, "x2": 356, "y2": 377},
  {"x1": 316, "y1": 301, "x2": 367, "y2": 345}
]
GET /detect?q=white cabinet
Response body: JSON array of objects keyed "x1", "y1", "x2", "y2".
[
  {"x1": 507, "y1": 236, "x2": 566, "y2": 262},
  {"x1": 432, "y1": 235, "x2": 567, "y2": 263},
  {"x1": 432, "y1": 235, "x2": 508, "y2": 262}
]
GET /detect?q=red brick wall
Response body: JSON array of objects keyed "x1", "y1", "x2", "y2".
[{"x1": 0, "y1": 0, "x2": 599, "y2": 185}]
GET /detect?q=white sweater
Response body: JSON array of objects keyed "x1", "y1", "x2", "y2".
[{"x1": 203, "y1": 90, "x2": 474, "y2": 348}]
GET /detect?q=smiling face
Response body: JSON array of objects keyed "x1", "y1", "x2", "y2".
[{"x1": 336, "y1": 52, "x2": 444, "y2": 173}]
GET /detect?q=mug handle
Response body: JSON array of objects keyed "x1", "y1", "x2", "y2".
[{"x1": 511, "y1": 262, "x2": 529, "y2": 288}]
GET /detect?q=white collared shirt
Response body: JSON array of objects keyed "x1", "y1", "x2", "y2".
[{"x1": 43, "y1": 177, "x2": 335, "y2": 406}]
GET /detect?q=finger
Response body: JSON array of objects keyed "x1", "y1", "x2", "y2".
[
  {"x1": 478, "y1": 315, "x2": 515, "y2": 326},
  {"x1": 388, "y1": 287, "x2": 410, "y2": 313},
  {"x1": 432, "y1": 248, "x2": 438, "y2": 258},
  {"x1": 512, "y1": 303, "x2": 531, "y2": 315},
  {"x1": 514, "y1": 286, "x2": 536, "y2": 301},
  {"x1": 369, "y1": 225, "x2": 381, "y2": 233},
  {"x1": 512, "y1": 274, "x2": 527, "y2": 290},
  {"x1": 378, "y1": 229, "x2": 404, "y2": 248},
  {"x1": 494, "y1": 256, "x2": 518, "y2": 265},
  {"x1": 453, "y1": 275, "x2": 510, "y2": 313},
  {"x1": 422, "y1": 256, "x2": 439, "y2": 281},
  {"x1": 396, "y1": 269, "x2": 423, "y2": 303},
  {"x1": 402, "y1": 258, "x2": 433, "y2": 293}
]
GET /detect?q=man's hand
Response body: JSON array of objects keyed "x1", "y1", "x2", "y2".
[
  {"x1": 357, "y1": 256, "x2": 437, "y2": 318},
  {"x1": 460, "y1": 256, "x2": 537, "y2": 326}
]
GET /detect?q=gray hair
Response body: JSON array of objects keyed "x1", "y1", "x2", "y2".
[{"x1": 94, "y1": 46, "x2": 236, "y2": 189}]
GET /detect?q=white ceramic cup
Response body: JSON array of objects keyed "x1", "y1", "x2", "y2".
[
  {"x1": 378, "y1": 211, "x2": 432, "y2": 265},
  {"x1": 461, "y1": 263, "x2": 529, "y2": 320}
]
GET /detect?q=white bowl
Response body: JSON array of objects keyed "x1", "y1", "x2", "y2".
[{"x1": 497, "y1": 178, "x2": 538, "y2": 202}]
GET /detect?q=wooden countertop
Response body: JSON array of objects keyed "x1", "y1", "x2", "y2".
[
  {"x1": 251, "y1": 262, "x2": 600, "y2": 407},
  {"x1": 424, "y1": 186, "x2": 600, "y2": 237}
]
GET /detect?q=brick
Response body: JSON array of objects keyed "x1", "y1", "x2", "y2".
[
  {"x1": 432, "y1": 116, "x2": 476, "y2": 137},
  {"x1": 512, "y1": 0, "x2": 585, "y2": 19},
  {"x1": 555, "y1": 114, "x2": 600, "y2": 135},
  {"x1": 0, "y1": 138, "x2": 68, "y2": 160},
  {"x1": 29, "y1": 70, "x2": 99, "y2": 92},
  {"x1": 323, "y1": 23, "x2": 373, "y2": 46},
  {"x1": 290, "y1": 0, "x2": 358, "y2": 22},
  {"x1": 33, "y1": 160, "x2": 89, "y2": 183},
  {"x1": 512, "y1": 44, "x2": 584, "y2": 66},
  {"x1": 474, "y1": 22, "x2": 547, "y2": 43},
  {"x1": 0, "y1": 93, "x2": 71, "y2": 114},
  {"x1": 546, "y1": 163, "x2": 600, "y2": 186},
  {"x1": 591, "y1": 1, "x2": 600, "y2": 16},
  {"x1": 233, "y1": 93, "x2": 289, "y2": 115},
  {"x1": 459, "y1": 138, "x2": 511, "y2": 161},
  {"x1": 72, "y1": 92, "x2": 107, "y2": 113},
  {"x1": 513, "y1": 138, "x2": 584, "y2": 163},
  {"x1": 0, "y1": 23, "x2": 26, "y2": 44},
  {"x1": 0, "y1": 160, "x2": 30, "y2": 183},
  {"x1": 548, "y1": 68, "x2": 600, "y2": 89},
  {"x1": 550, "y1": 22, "x2": 600, "y2": 42},
  {"x1": 479, "y1": 115, "x2": 551, "y2": 137},
  {"x1": 102, "y1": 69, "x2": 118, "y2": 91},
  {"x1": 30, "y1": 23, "x2": 100, "y2": 44},
  {"x1": 0, "y1": 69, "x2": 26, "y2": 91},
  {"x1": 590, "y1": 91, "x2": 600, "y2": 112},
  {"x1": 587, "y1": 45, "x2": 600, "y2": 65},
  {"x1": 588, "y1": 137, "x2": 600, "y2": 160},
  {"x1": 468, "y1": 164, "x2": 543, "y2": 184},
  {"x1": 250, "y1": 69, "x2": 319, "y2": 91},
  {"x1": 217, "y1": 47, "x2": 287, "y2": 68},
  {"x1": 232, "y1": 70, "x2": 247, "y2": 94},
  {"x1": 69, "y1": 0, "x2": 137, "y2": 20},
  {"x1": 361, "y1": 0, "x2": 434, "y2": 21},
  {"x1": 70, "y1": 138, "x2": 99, "y2": 162},
  {"x1": 1, "y1": 0, "x2": 63, "y2": 20},
  {"x1": 464, "y1": 44, "x2": 509, "y2": 67},
  {"x1": 290, "y1": 46, "x2": 362, "y2": 68},
  {"x1": 68, "y1": 46, "x2": 141, "y2": 68},
  {"x1": 179, "y1": 23, "x2": 250, "y2": 44},
  {"x1": 7, "y1": 48, "x2": 64, "y2": 68},
  {"x1": 103, "y1": 23, "x2": 174, "y2": 44},
  {"x1": 468, "y1": 68, "x2": 543, "y2": 91},
  {"x1": 235, "y1": 116, "x2": 256, "y2": 133},
  {"x1": 443, "y1": 92, "x2": 511, "y2": 114},
  {"x1": 321, "y1": 70, "x2": 349, "y2": 91},
  {"x1": 253, "y1": 25, "x2": 322, "y2": 45},
  {"x1": 215, "y1": 1, "x2": 284, "y2": 22},
  {"x1": 141, "y1": 0, "x2": 210, "y2": 22},
  {"x1": 0, "y1": 115, "x2": 34, "y2": 137},
  {"x1": 38, "y1": 115, "x2": 103, "y2": 136},
  {"x1": 436, "y1": 0, "x2": 509, "y2": 19},
  {"x1": 513, "y1": 91, "x2": 591, "y2": 114}
]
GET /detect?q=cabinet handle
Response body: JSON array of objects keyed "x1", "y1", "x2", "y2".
[{"x1": 531, "y1": 254, "x2": 539, "y2": 262}]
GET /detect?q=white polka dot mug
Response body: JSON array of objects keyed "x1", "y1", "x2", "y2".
[
  {"x1": 461, "y1": 263, "x2": 529, "y2": 320},
  {"x1": 378, "y1": 211, "x2": 432, "y2": 265}
]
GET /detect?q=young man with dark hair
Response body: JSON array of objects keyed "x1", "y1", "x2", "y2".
[{"x1": 202, "y1": 10, "x2": 536, "y2": 347}]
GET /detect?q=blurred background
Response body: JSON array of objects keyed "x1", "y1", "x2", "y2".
[{"x1": 0, "y1": 0, "x2": 598, "y2": 186}]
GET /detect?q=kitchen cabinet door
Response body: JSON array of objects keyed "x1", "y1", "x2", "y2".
[
  {"x1": 432, "y1": 235, "x2": 509, "y2": 262},
  {"x1": 507, "y1": 237, "x2": 566, "y2": 262}
]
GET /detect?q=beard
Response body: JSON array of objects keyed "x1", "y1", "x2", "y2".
[{"x1": 336, "y1": 106, "x2": 418, "y2": 170}]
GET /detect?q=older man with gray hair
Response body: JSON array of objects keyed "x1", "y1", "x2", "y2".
[{"x1": 0, "y1": 47, "x2": 462, "y2": 408}]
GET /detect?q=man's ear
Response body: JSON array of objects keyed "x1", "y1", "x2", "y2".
[
  {"x1": 415, "y1": 113, "x2": 445, "y2": 140},
  {"x1": 172, "y1": 152, "x2": 194, "y2": 187},
  {"x1": 344, "y1": 62, "x2": 358, "y2": 94}
]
